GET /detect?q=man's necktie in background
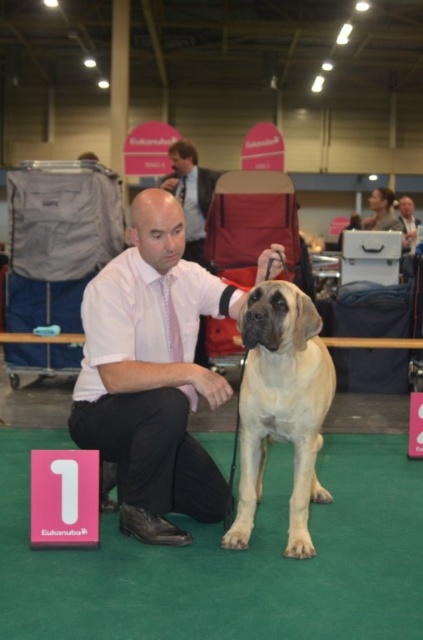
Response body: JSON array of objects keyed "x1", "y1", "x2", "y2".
[
  {"x1": 178, "y1": 176, "x2": 187, "y2": 205},
  {"x1": 159, "y1": 274, "x2": 198, "y2": 411}
]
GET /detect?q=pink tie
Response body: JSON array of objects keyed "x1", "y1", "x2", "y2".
[{"x1": 160, "y1": 274, "x2": 198, "y2": 411}]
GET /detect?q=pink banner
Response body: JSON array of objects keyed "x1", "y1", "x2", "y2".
[
  {"x1": 241, "y1": 122, "x2": 285, "y2": 171},
  {"x1": 408, "y1": 393, "x2": 423, "y2": 458},
  {"x1": 31, "y1": 449, "x2": 100, "y2": 548},
  {"x1": 123, "y1": 121, "x2": 182, "y2": 176},
  {"x1": 329, "y1": 216, "x2": 349, "y2": 237}
]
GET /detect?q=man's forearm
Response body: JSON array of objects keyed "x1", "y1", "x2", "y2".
[{"x1": 98, "y1": 360, "x2": 198, "y2": 394}]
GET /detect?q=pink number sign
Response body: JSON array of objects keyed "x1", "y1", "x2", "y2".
[
  {"x1": 31, "y1": 450, "x2": 100, "y2": 548},
  {"x1": 408, "y1": 393, "x2": 423, "y2": 459}
]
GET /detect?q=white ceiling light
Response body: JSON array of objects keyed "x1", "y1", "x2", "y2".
[
  {"x1": 98, "y1": 79, "x2": 110, "y2": 89},
  {"x1": 336, "y1": 23, "x2": 353, "y2": 45},
  {"x1": 369, "y1": 174, "x2": 378, "y2": 181},
  {"x1": 44, "y1": 0, "x2": 59, "y2": 6},
  {"x1": 84, "y1": 57, "x2": 97, "y2": 68},
  {"x1": 311, "y1": 75, "x2": 325, "y2": 92},
  {"x1": 356, "y1": 2, "x2": 370, "y2": 11},
  {"x1": 322, "y1": 62, "x2": 334, "y2": 71}
]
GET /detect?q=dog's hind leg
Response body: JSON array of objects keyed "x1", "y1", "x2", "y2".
[
  {"x1": 221, "y1": 432, "x2": 262, "y2": 550},
  {"x1": 310, "y1": 436, "x2": 333, "y2": 503},
  {"x1": 310, "y1": 472, "x2": 333, "y2": 503},
  {"x1": 256, "y1": 436, "x2": 272, "y2": 503}
]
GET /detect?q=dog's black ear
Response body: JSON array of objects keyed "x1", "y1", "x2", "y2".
[{"x1": 293, "y1": 292, "x2": 323, "y2": 351}]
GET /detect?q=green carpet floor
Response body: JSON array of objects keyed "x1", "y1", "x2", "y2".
[{"x1": 1, "y1": 429, "x2": 423, "y2": 640}]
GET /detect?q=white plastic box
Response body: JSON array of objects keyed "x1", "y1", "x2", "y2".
[{"x1": 341, "y1": 230, "x2": 402, "y2": 286}]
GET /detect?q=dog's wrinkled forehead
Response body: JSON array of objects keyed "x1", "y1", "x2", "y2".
[{"x1": 248, "y1": 283, "x2": 291, "y2": 310}]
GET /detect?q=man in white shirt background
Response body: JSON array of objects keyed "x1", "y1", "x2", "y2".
[{"x1": 397, "y1": 195, "x2": 421, "y2": 254}]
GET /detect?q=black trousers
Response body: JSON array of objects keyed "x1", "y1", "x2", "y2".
[{"x1": 68, "y1": 388, "x2": 229, "y2": 523}]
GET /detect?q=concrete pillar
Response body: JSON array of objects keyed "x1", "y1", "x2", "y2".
[{"x1": 110, "y1": 0, "x2": 130, "y2": 209}]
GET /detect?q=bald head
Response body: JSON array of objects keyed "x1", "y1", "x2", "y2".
[
  {"x1": 131, "y1": 188, "x2": 183, "y2": 231},
  {"x1": 129, "y1": 188, "x2": 186, "y2": 274}
]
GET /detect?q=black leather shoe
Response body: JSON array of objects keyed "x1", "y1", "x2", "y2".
[
  {"x1": 119, "y1": 503, "x2": 193, "y2": 546},
  {"x1": 100, "y1": 492, "x2": 120, "y2": 514}
]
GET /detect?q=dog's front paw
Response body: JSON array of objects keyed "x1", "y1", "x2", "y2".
[
  {"x1": 284, "y1": 538, "x2": 316, "y2": 560},
  {"x1": 221, "y1": 527, "x2": 251, "y2": 550}
]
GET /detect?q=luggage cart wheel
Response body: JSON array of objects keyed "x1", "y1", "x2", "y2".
[{"x1": 9, "y1": 373, "x2": 20, "y2": 390}]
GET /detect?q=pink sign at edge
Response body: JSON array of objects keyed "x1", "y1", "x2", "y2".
[{"x1": 408, "y1": 393, "x2": 423, "y2": 458}]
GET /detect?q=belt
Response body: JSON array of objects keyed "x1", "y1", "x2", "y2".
[
  {"x1": 71, "y1": 400, "x2": 92, "y2": 411},
  {"x1": 71, "y1": 394, "x2": 111, "y2": 411}
]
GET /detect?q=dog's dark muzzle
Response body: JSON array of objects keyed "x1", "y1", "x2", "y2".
[{"x1": 242, "y1": 304, "x2": 281, "y2": 351}]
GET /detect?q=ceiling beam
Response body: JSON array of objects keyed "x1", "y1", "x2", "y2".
[
  {"x1": 140, "y1": 0, "x2": 168, "y2": 86},
  {"x1": 6, "y1": 22, "x2": 52, "y2": 85}
]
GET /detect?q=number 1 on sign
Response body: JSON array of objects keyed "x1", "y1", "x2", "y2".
[{"x1": 50, "y1": 459, "x2": 79, "y2": 525}]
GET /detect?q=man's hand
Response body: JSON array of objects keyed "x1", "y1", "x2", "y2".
[
  {"x1": 228, "y1": 243, "x2": 287, "y2": 321},
  {"x1": 160, "y1": 177, "x2": 179, "y2": 192},
  {"x1": 192, "y1": 365, "x2": 234, "y2": 411},
  {"x1": 256, "y1": 243, "x2": 286, "y2": 284}
]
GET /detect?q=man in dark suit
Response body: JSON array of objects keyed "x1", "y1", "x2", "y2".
[
  {"x1": 397, "y1": 195, "x2": 421, "y2": 254},
  {"x1": 160, "y1": 139, "x2": 223, "y2": 370},
  {"x1": 160, "y1": 139, "x2": 221, "y2": 268}
]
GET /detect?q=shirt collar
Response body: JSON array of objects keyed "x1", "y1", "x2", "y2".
[
  {"x1": 186, "y1": 165, "x2": 198, "y2": 183},
  {"x1": 129, "y1": 247, "x2": 180, "y2": 286},
  {"x1": 401, "y1": 215, "x2": 415, "y2": 225}
]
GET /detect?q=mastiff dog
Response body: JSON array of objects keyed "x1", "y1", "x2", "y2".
[{"x1": 221, "y1": 280, "x2": 336, "y2": 558}]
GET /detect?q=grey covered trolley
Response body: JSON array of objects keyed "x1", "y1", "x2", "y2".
[{"x1": 4, "y1": 160, "x2": 125, "y2": 389}]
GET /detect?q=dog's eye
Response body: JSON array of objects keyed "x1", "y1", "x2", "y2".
[
  {"x1": 270, "y1": 291, "x2": 288, "y2": 311},
  {"x1": 275, "y1": 299, "x2": 288, "y2": 312},
  {"x1": 249, "y1": 288, "x2": 262, "y2": 304}
]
